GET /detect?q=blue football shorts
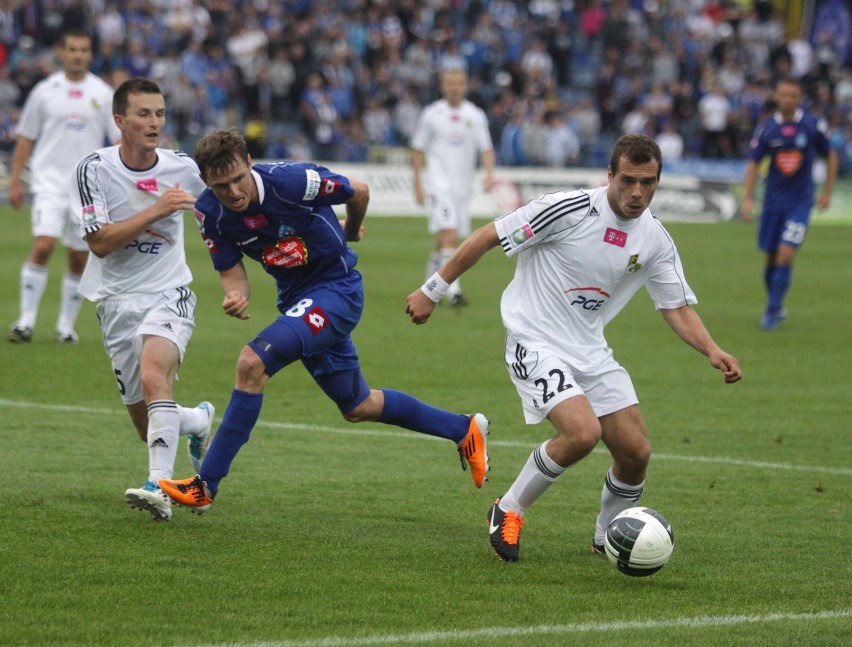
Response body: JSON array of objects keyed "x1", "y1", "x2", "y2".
[
  {"x1": 248, "y1": 271, "x2": 371, "y2": 413},
  {"x1": 758, "y1": 201, "x2": 811, "y2": 253}
]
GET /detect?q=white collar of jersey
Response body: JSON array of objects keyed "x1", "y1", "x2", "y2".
[
  {"x1": 774, "y1": 108, "x2": 803, "y2": 125},
  {"x1": 251, "y1": 168, "x2": 265, "y2": 204}
]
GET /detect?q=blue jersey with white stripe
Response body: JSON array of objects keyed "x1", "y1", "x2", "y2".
[
  {"x1": 194, "y1": 162, "x2": 358, "y2": 311},
  {"x1": 747, "y1": 109, "x2": 831, "y2": 210}
]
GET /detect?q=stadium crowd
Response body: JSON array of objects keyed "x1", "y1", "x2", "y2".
[{"x1": 1, "y1": 0, "x2": 852, "y2": 173}]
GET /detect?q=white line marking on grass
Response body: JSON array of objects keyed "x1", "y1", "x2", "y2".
[
  {"x1": 2, "y1": 398, "x2": 850, "y2": 476},
  {"x1": 201, "y1": 609, "x2": 852, "y2": 647}
]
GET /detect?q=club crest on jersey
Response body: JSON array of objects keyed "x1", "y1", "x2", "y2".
[
  {"x1": 82, "y1": 204, "x2": 96, "y2": 224},
  {"x1": 604, "y1": 227, "x2": 627, "y2": 247},
  {"x1": 136, "y1": 179, "x2": 158, "y2": 192},
  {"x1": 625, "y1": 253, "x2": 642, "y2": 274},
  {"x1": 510, "y1": 223, "x2": 534, "y2": 246},
  {"x1": 244, "y1": 213, "x2": 268, "y2": 229},
  {"x1": 775, "y1": 150, "x2": 803, "y2": 176},
  {"x1": 262, "y1": 236, "x2": 308, "y2": 268}
]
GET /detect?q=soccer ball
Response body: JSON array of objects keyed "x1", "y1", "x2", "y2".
[{"x1": 604, "y1": 507, "x2": 674, "y2": 577}]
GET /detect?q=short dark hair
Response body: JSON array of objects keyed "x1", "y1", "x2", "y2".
[
  {"x1": 776, "y1": 75, "x2": 802, "y2": 90},
  {"x1": 610, "y1": 134, "x2": 663, "y2": 178},
  {"x1": 112, "y1": 77, "x2": 162, "y2": 116},
  {"x1": 194, "y1": 127, "x2": 250, "y2": 180},
  {"x1": 60, "y1": 30, "x2": 92, "y2": 47}
]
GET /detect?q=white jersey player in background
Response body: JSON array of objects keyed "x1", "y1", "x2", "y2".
[
  {"x1": 8, "y1": 30, "x2": 120, "y2": 344},
  {"x1": 70, "y1": 78, "x2": 214, "y2": 522},
  {"x1": 407, "y1": 134, "x2": 742, "y2": 562},
  {"x1": 411, "y1": 68, "x2": 495, "y2": 307}
]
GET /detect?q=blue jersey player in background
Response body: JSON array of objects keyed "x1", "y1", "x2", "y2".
[
  {"x1": 160, "y1": 128, "x2": 490, "y2": 513},
  {"x1": 741, "y1": 76, "x2": 837, "y2": 331}
]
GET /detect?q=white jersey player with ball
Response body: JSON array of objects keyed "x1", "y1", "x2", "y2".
[
  {"x1": 497, "y1": 185, "x2": 697, "y2": 421},
  {"x1": 407, "y1": 134, "x2": 741, "y2": 563}
]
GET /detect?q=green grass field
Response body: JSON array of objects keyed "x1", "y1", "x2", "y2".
[{"x1": 0, "y1": 208, "x2": 850, "y2": 646}]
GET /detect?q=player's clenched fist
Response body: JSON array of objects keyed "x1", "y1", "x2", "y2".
[
  {"x1": 223, "y1": 290, "x2": 250, "y2": 320},
  {"x1": 405, "y1": 290, "x2": 437, "y2": 325}
]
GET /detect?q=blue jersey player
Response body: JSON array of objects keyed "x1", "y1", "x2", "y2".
[
  {"x1": 742, "y1": 77, "x2": 837, "y2": 331},
  {"x1": 159, "y1": 128, "x2": 490, "y2": 513}
]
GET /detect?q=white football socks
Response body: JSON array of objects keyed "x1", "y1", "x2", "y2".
[
  {"x1": 177, "y1": 404, "x2": 208, "y2": 436},
  {"x1": 499, "y1": 441, "x2": 566, "y2": 515},
  {"x1": 56, "y1": 272, "x2": 83, "y2": 334},
  {"x1": 147, "y1": 400, "x2": 181, "y2": 481},
  {"x1": 594, "y1": 466, "x2": 644, "y2": 545},
  {"x1": 17, "y1": 262, "x2": 48, "y2": 328}
]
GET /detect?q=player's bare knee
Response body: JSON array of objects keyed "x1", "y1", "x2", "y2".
[
  {"x1": 342, "y1": 394, "x2": 381, "y2": 423},
  {"x1": 139, "y1": 368, "x2": 168, "y2": 400},
  {"x1": 547, "y1": 422, "x2": 601, "y2": 465},
  {"x1": 614, "y1": 441, "x2": 651, "y2": 473},
  {"x1": 342, "y1": 410, "x2": 362, "y2": 423},
  {"x1": 30, "y1": 244, "x2": 54, "y2": 265},
  {"x1": 68, "y1": 251, "x2": 87, "y2": 275},
  {"x1": 234, "y1": 347, "x2": 268, "y2": 390},
  {"x1": 577, "y1": 424, "x2": 603, "y2": 453},
  {"x1": 558, "y1": 418, "x2": 602, "y2": 449},
  {"x1": 342, "y1": 403, "x2": 371, "y2": 423}
]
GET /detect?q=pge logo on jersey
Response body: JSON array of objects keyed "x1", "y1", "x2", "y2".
[{"x1": 565, "y1": 287, "x2": 611, "y2": 311}]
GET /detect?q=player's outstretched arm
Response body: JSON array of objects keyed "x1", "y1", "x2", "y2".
[
  {"x1": 660, "y1": 306, "x2": 742, "y2": 384},
  {"x1": 816, "y1": 149, "x2": 838, "y2": 209},
  {"x1": 342, "y1": 180, "x2": 369, "y2": 242},
  {"x1": 8, "y1": 136, "x2": 35, "y2": 208},
  {"x1": 740, "y1": 159, "x2": 759, "y2": 222},
  {"x1": 406, "y1": 221, "x2": 500, "y2": 324}
]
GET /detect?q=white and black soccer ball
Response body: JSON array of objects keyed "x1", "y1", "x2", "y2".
[{"x1": 604, "y1": 507, "x2": 674, "y2": 577}]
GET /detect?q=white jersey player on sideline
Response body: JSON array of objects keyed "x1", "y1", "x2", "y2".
[
  {"x1": 70, "y1": 78, "x2": 214, "y2": 522},
  {"x1": 411, "y1": 67, "x2": 494, "y2": 307},
  {"x1": 8, "y1": 30, "x2": 120, "y2": 344},
  {"x1": 407, "y1": 134, "x2": 741, "y2": 562}
]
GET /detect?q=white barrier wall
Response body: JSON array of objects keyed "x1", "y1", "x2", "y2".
[{"x1": 322, "y1": 163, "x2": 738, "y2": 223}]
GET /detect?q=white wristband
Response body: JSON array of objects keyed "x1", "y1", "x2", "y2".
[{"x1": 420, "y1": 272, "x2": 449, "y2": 303}]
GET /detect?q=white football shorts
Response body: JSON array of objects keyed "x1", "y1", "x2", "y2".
[
  {"x1": 31, "y1": 192, "x2": 89, "y2": 252},
  {"x1": 427, "y1": 194, "x2": 472, "y2": 236},
  {"x1": 96, "y1": 287, "x2": 197, "y2": 405},
  {"x1": 504, "y1": 334, "x2": 639, "y2": 424}
]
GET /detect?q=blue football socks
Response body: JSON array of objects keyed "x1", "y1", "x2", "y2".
[
  {"x1": 767, "y1": 265, "x2": 792, "y2": 313},
  {"x1": 199, "y1": 390, "x2": 263, "y2": 497},
  {"x1": 378, "y1": 389, "x2": 468, "y2": 443}
]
